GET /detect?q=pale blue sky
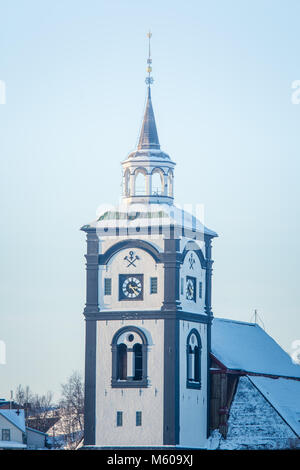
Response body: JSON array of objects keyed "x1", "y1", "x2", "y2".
[{"x1": 1, "y1": 0, "x2": 300, "y2": 399}]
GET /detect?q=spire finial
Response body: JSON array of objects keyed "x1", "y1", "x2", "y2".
[{"x1": 145, "y1": 30, "x2": 154, "y2": 87}]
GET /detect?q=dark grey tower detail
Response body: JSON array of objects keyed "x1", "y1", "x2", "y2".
[
  {"x1": 162, "y1": 237, "x2": 181, "y2": 312},
  {"x1": 82, "y1": 229, "x2": 99, "y2": 446},
  {"x1": 204, "y1": 234, "x2": 214, "y2": 437},
  {"x1": 83, "y1": 230, "x2": 100, "y2": 316},
  {"x1": 84, "y1": 319, "x2": 97, "y2": 445},
  {"x1": 163, "y1": 315, "x2": 180, "y2": 445},
  {"x1": 162, "y1": 237, "x2": 181, "y2": 445}
]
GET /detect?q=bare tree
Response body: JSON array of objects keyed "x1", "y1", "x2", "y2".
[
  {"x1": 15, "y1": 385, "x2": 55, "y2": 432},
  {"x1": 15, "y1": 385, "x2": 34, "y2": 417},
  {"x1": 29, "y1": 391, "x2": 54, "y2": 432},
  {"x1": 59, "y1": 371, "x2": 84, "y2": 448},
  {"x1": 14, "y1": 372, "x2": 84, "y2": 449}
]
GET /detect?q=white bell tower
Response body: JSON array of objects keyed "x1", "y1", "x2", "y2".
[{"x1": 81, "y1": 32, "x2": 217, "y2": 449}]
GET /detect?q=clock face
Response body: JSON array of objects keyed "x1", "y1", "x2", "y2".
[
  {"x1": 119, "y1": 274, "x2": 143, "y2": 301},
  {"x1": 186, "y1": 276, "x2": 196, "y2": 302}
]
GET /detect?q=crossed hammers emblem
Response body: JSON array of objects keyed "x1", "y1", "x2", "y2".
[
  {"x1": 189, "y1": 252, "x2": 195, "y2": 269},
  {"x1": 124, "y1": 250, "x2": 140, "y2": 267}
]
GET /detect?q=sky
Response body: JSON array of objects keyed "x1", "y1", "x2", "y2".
[{"x1": 1, "y1": 0, "x2": 300, "y2": 400}]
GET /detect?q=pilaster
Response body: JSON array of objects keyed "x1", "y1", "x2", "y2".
[{"x1": 84, "y1": 230, "x2": 100, "y2": 316}]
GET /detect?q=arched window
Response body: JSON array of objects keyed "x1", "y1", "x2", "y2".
[
  {"x1": 111, "y1": 326, "x2": 148, "y2": 388},
  {"x1": 186, "y1": 329, "x2": 202, "y2": 389},
  {"x1": 124, "y1": 169, "x2": 130, "y2": 197},
  {"x1": 133, "y1": 343, "x2": 142, "y2": 380},
  {"x1": 117, "y1": 344, "x2": 127, "y2": 380},
  {"x1": 151, "y1": 168, "x2": 164, "y2": 195},
  {"x1": 134, "y1": 169, "x2": 147, "y2": 195},
  {"x1": 168, "y1": 170, "x2": 174, "y2": 198}
]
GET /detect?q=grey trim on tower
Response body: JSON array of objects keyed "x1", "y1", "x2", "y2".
[
  {"x1": 83, "y1": 319, "x2": 97, "y2": 446},
  {"x1": 163, "y1": 317, "x2": 180, "y2": 445},
  {"x1": 83, "y1": 309, "x2": 209, "y2": 323},
  {"x1": 204, "y1": 235, "x2": 213, "y2": 317},
  {"x1": 162, "y1": 237, "x2": 181, "y2": 445},
  {"x1": 99, "y1": 239, "x2": 161, "y2": 265},
  {"x1": 162, "y1": 238, "x2": 181, "y2": 311},
  {"x1": 83, "y1": 230, "x2": 99, "y2": 446},
  {"x1": 84, "y1": 230, "x2": 100, "y2": 315},
  {"x1": 204, "y1": 235, "x2": 214, "y2": 438}
]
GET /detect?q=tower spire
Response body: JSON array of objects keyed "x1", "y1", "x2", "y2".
[
  {"x1": 145, "y1": 30, "x2": 154, "y2": 87},
  {"x1": 121, "y1": 31, "x2": 175, "y2": 205},
  {"x1": 138, "y1": 31, "x2": 160, "y2": 150}
]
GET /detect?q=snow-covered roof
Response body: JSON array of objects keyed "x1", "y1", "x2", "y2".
[
  {"x1": 0, "y1": 409, "x2": 26, "y2": 433},
  {"x1": 82, "y1": 202, "x2": 217, "y2": 238},
  {"x1": 211, "y1": 318, "x2": 300, "y2": 379},
  {"x1": 249, "y1": 376, "x2": 300, "y2": 437},
  {"x1": 26, "y1": 426, "x2": 47, "y2": 436},
  {"x1": 0, "y1": 440, "x2": 27, "y2": 449}
]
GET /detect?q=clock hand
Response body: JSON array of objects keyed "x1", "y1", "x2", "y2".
[{"x1": 129, "y1": 284, "x2": 138, "y2": 295}]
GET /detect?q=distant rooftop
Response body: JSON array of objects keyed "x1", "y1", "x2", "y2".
[{"x1": 0, "y1": 409, "x2": 26, "y2": 433}]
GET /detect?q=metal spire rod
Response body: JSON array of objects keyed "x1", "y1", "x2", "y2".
[
  {"x1": 145, "y1": 30, "x2": 154, "y2": 87},
  {"x1": 251, "y1": 308, "x2": 266, "y2": 330}
]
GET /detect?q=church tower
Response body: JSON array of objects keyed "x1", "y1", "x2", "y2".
[{"x1": 81, "y1": 33, "x2": 217, "y2": 448}]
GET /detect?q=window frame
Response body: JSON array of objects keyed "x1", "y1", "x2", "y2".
[
  {"x1": 199, "y1": 281, "x2": 202, "y2": 299},
  {"x1": 116, "y1": 411, "x2": 123, "y2": 427},
  {"x1": 136, "y1": 411, "x2": 142, "y2": 427},
  {"x1": 186, "y1": 329, "x2": 202, "y2": 390},
  {"x1": 150, "y1": 277, "x2": 158, "y2": 294},
  {"x1": 104, "y1": 278, "x2": 112, "y2": 296},
  {"x1": 2, "y1": 429, "x2": 11, "y2": 441},
  {"x1": 111, "y1": 326, "x2": 148, "y2": 388}
]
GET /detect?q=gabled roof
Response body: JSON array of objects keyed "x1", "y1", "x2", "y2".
[
  {"x1": 249, "y1": 376, "x2": 300, "y2": 437},
  {"x1": 211, "y1": 317, "x2": 300, "y2": 379},
  {"x1": 0, "y1": 409, "x2": 26, "y2": 433},
  {"x1": 26, "y1": 426, "x2": 47, "y2": 436}
]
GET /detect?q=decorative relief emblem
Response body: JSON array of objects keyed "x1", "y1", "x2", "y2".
[
  {"x1": 124, "y1": 250, "x2": 140, "y2": 268},
  {"x1": 188, "y1": 252, "x2": 195, "y2": 270}
]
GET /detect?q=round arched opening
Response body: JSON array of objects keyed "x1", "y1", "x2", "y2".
[
  {"x1": 134, "y1": 169, "x2": 147, "y2": 195},
  {"x1": 151, "y1": 169, "x2": 164, "y2": 195}
]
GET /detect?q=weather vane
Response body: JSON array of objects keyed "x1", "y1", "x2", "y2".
[{"x1": 145, "y1": 30, "x2": 154, "y2": 86}]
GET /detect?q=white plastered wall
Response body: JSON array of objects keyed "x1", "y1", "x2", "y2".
[
  {"x1": 179, "y1": 320, "x2": 208, "y2": 448},
  {"x1": 99, "y1": 245, "x2": 164, "y2": 311},
  {"x1": 0, "y1": 415, "x2": 23, "y2": 444},
  {"x1": 179, "y1": 248, "x2": 206, "y2": 314},
  {"x1": 95, "y1": 319, "x2": 164, "y2": 446}
]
